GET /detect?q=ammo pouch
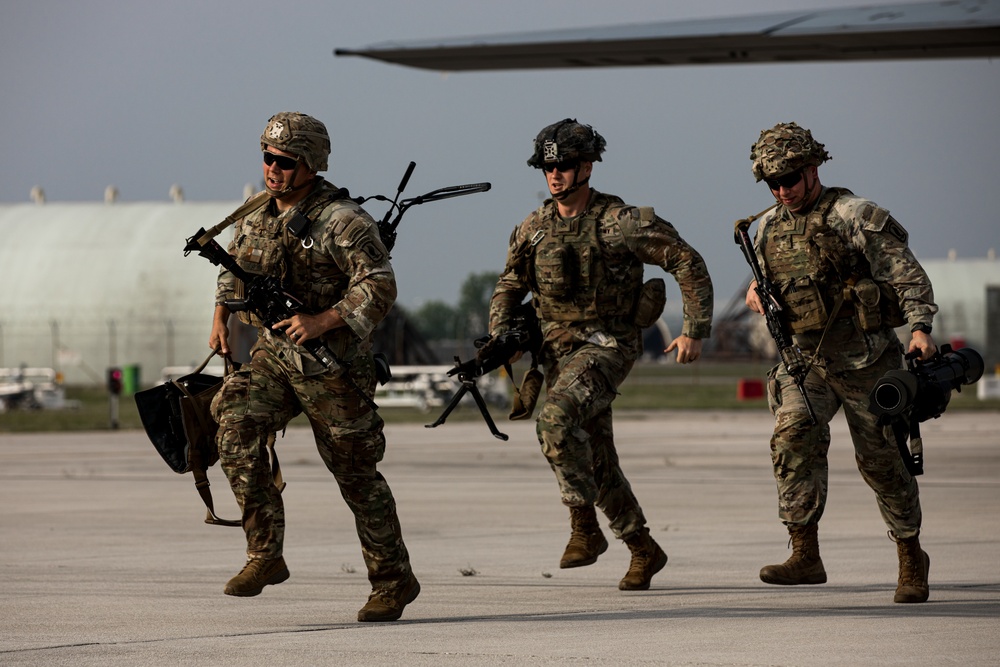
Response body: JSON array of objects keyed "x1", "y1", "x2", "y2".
[
  {"x1": 852, "y1": 278, "x2": 883, "y2": 332},
  {"x1": 784, "y1": 278, "x2": 829, "y2": 334},
  {"x1": 634, "y1": 278, "x2": 666, "y2": 328},
  {"x1": 134, "y1": 351, "x2": 240, "y2": 527},
  {"x1": 509, "y1": 366, "x2": 544, "y2": 421},
  {"x1": 852, "y1": 278, "x2": 906, "y2": 332},
  {"x1": 879, "y1": 282, "x2": 907, "y2": 329},
  {"x1": 535, "y1": 244, "x2": 577, "y2": 299}
]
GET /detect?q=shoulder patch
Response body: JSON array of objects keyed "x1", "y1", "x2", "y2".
[
  {"x1": 339, "y1": 215, "x2": 387, "y2": 263},
  {"x1": 853, "y1": 202, "x2": 907, "y2": 243},
  {"x1": 329, "y1": 208, "x2": 357, "y2": 237},
  {"x1": 882, "y1": 216, "x2": 909, "y2": 244},
  {"x1": 859, "y1": 203, "x2": 890, "y2": 230}
]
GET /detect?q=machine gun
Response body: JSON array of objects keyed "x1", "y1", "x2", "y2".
[
  {"x1": 868, "y1": 344, "x2": 984, "y2": 475},
  {"x1": 183, "y1": 162, "x2": 491, "y2": 411},
  {"x1": 734, "y1": 213, "x2": 817, "y2": 424},
  {"x1": 426, "y1": 304, "x2": 540, "y2": 441}
]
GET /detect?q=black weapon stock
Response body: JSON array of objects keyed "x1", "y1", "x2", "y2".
[
  {"x1": 426, "y1": 304, "x2": 540, "y2": 440},
  {"x1": 184, "y1": 162, "x2": 492, "y2": 412},
  {"x1": 734, "y1": 215, "x2": 817, "y2": 424}
]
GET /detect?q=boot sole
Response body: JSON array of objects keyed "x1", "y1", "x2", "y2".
[
  {"x1": 559, "y1": 537, "x2": 609, "y2": 569},
  {"x1": 224, "y1": 566, "x2": 290, "y2": 597},
  {"x1": 759, "y1": 569, "x2": 827, "y2": 586}
]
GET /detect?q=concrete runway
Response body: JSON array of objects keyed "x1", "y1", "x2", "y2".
[{"x1": 2, "y1": 409, "x2": 998, "y2": 666}]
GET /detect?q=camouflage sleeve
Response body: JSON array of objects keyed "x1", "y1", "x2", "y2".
[
  {"x1": 617, "y1": 207, "x2": 714, "y2": 338},
  {"x1": 751, "y1": 210, "x2": 775, "y2": 280},
  {"x1": 488, "y1": 220, "x2": 532, "y2": 335},
  {"x1": 318, "y1": 205, "x2": 397, "y2": 340},
  {"x1": 835, "y1": 196, "x2": 938, "y2": 327}
]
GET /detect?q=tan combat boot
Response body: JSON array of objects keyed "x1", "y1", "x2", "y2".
[
  {"x1": 560, "y1": 505, "x2": 609, "y2": 569},
  {"x1": 892, "y1": 533, "x2": 930, "y2": 603},
  {"x1": 619, "y1": 527, "x2": 668, "y2": 590},
  {"x1": 759, "y1": 524, "x2": 827, "y2": 585},
  {"x1": 223, "y1": 556, "x2": 290, "y2": 597},
  {"x1": 357, "y1": 574, "x2": 421, "y2": 622}
]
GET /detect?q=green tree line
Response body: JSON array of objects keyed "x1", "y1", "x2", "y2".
[{"x1": 408, "y1": 271, "x2": 499, "y2": 341}]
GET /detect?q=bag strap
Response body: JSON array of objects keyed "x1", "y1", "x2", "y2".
[
  {"x1": 172, "y1": 350, "x2": 241, "y2": 527},
  {"x1": 192, "y1": 466, "x2": 241, "y2": 527}
]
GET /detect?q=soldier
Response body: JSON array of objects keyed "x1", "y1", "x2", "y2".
[
  {"x1": 744, "y1": 122, "x2": 937, "y2": 603},
  {"x1": 488, "y1": 119, "x2": 714, "y2": 590},
  {"x1": 208, "y1": 112, "x2": 419, "y2": 622}
]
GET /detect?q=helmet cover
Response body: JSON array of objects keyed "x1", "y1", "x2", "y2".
[
  {"x1": 750, "y1": 122, "x2": 830, "y2": 181},
  {"x1": 260, "y1": 112, "x2": 331, "y2": 172},
  {"x1": 527, "y1": 118, "x2": 606, "y2": 168}
]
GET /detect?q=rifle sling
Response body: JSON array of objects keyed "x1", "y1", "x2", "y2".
[
  {"x1": 890, "y1": 416, "x2": 924, "y2": 476},
  {"x1": 195, "y1": 190, "x2": 272, "y2": 247}
]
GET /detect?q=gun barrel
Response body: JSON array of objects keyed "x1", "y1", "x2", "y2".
[{"x1": 869, "y1": 370, "x2": 918, "y2": 417}]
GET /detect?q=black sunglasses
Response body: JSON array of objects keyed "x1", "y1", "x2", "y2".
[
  {"x1": 764, "y1": 170, "x2": 803, "y2": 190},
  {"x1": 262, "y1": 151, "x2": 299, "y2": 171},
  {"x1": 542, "y1": 160, "x2": 580, "y2": 173}
]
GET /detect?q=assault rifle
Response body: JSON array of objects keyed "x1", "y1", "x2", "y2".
[
  {"x1": 426, "y1": 303, "x2": 540, "y2": 441},
  {"x1": 183, "y1": 162, "x2": 491, "y2": 411},
  {"x1": 734, "y1": 212, "x2": 817, "y2": 424}
]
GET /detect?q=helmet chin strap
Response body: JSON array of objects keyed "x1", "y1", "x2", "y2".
[
  {"x1": 550, "y1": 166, "x2": 589, "y2": 201},
  {"x1": 265, "y1": 164, "x2": 314, "y2": 198}
]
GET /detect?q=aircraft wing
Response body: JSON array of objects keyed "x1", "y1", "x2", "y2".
[{"x1": 334, "y1": 0, "x2": 1000, "y2": 71}]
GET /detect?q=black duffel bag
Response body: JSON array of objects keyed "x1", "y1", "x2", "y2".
[{"x1": 135, "y1": 351, "x2": 240, "y2": 526}]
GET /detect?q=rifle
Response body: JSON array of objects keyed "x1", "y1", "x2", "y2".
[
  {"x1": 426, "y1": 303, "x2": 540, "y2": 440},
  {"x1": 184, "y1": 162, "x2": 491, "y2": 410},
  {"x1": 734, "y1": 211, "x2": 817, "y2": 424}
]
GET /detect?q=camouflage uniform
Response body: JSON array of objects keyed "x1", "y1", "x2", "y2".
[
  {"x1": 754, "y1": 190, "x2": 936, "y2": 537},
  {"x1": 749, "y1": 125, "x2": 937, "y2": 541},
  {"x1": 210, "y1": 173, "x2": 413, "y2": 596},
  {"x1": 490, "y1": 191, "x2": 714, "y2": 537}
]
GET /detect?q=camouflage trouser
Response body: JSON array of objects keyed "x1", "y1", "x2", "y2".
[
  {"x1": 537, "y1": 343, "x2": 646, "y2": 539},
  {"x1": 766, "y1": 342, "x2": 921, "y2": 538},
  {"x1": 210, "y1": 344, "x2": 412, "y2": 591}
]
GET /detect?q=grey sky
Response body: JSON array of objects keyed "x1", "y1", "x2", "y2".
[{"x1": 3, "y1": 0, "x2": 998, "y2": 315}]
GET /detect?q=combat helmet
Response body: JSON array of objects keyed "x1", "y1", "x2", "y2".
[
  {"x1": 750, "y1": 122, "x2": 830, "y2": 182},
  {"x1": 527, "y1": 118, "x2": 606, "y2": 168},
  {"x1": 260, "y1": 112, "x2": 331, "y2": 172}
]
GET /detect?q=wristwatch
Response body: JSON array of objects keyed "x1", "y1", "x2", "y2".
[{"x1": 910, "y1": 323, "x2": 932, "y2": 335}]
